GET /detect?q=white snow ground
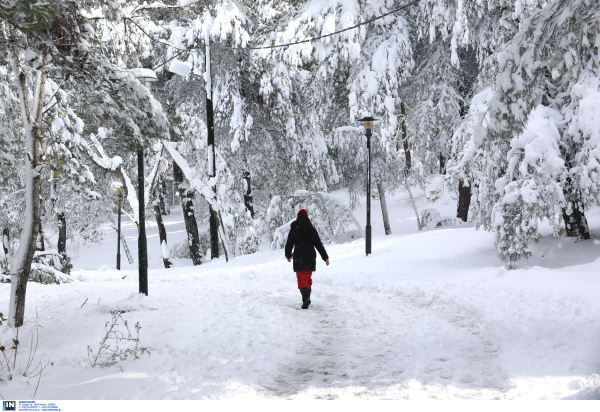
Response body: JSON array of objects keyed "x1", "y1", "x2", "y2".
[{"x1": 2, "y1": 177, "x2": 600, "y2": 400}]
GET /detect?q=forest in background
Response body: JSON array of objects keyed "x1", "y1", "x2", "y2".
[{"x1": 1, "y1": 0, "x2": 600, "y2": 327}]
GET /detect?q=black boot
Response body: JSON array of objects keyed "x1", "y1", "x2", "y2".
[{"x1": 301, "y1": 287, "x2": 311, "y2": 309}]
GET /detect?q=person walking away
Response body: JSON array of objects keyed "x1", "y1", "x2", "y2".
[{"x1": 285, "y1": 209, "x2": 329, "y2": 309}]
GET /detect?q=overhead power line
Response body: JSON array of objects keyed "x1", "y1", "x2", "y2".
[
  {"x1": 248, "y1": 0, "x2": 420, "y2": 50},
  {"x1": 136, "y1": 0, "x2": 420, "y2": 70}
]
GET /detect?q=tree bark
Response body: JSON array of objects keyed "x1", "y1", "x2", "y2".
[
  {"x1": 243, "y1": 171, "x2": 255, "y2": 218},
  {"x1": 2, "y1": 228, "x2": 9, "y2": 256},
  {"x1": 398, "y1": 101, "x2": 411, "y2": 172},
  {"x1": 457, "y1": 180, "x2": 472, "y2": 222},
  {"x1": 377, "y1": 183, "x2": 392, "y2": 235},
  {"x1": 57, "y1": 212, "x2": 67, "y2": 257},
  {"x1": 159, "y1": 176, "x2": 169, "y2": 215},
  {"x1": 37, "y1": 220, "x2": 45, "y2": 251},
  {"x1": 209, "y1": 206, "x2": 220, "y2": 259},
  {"x1": 206, "y1": 42, "x2": 220, "y2": 259},
  {"x1": 173, "y1": 162, "x2": 203, "y2": 265},
  {"x1": 439, "y1": 153, "x2": 446, "y2": 175},
  {"x1": 153, "y1": 188, "x2": 172, "y2": 268},
  {"x1": 9, "y1": 65, "x2": 46, "y2": 327},
  {"x1": 562, "y1": 178, "x2": 590, "y2": 239},
  {"x1": 52, "y1": 168, "x2": 67, "y2": 259}
]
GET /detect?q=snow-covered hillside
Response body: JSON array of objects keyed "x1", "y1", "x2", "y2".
[{"x1": 2, "y1": 184, "x2": 600, "y2": 400}]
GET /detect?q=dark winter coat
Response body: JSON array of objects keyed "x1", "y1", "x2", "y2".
[{"x1": 285, "y1": 217, "x2": 329, "y2": 272}]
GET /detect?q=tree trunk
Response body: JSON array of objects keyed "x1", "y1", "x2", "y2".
[
  {"x1": 57, "y1": 212, "x2": 67, "y2": 257},
  {"x1": 377, "y1": 183, "x2": 392, "y2": 235},
  {"x1": 206, "y1": 43, "x2": 220, "y2": 259},
  {"x1": 209, "y1": 206, "x2": 220, "y2": 259},
  {"x1": 2, "y1": 228, "x2": 9, "y2": 256},
  {"x1": 243, "y1": 171, "x2": 255, "y2": 218},
  {"x1": 37, "y1": 220, "x2": 45, "y2": 251},
  {"x1": 398, "y1": 101, "x2": 411, "y2": 172},
  {"x1": 153, "y1": 188, "x2": 172, "y2": 268},
  {"x1": 173, "y1": 162, "x2": 203, "y2": 265},
  {"x1": 51, "y1": 162, "x2": 67, "y2": 260},
  {"x1": 563, "y1": 178, "x2": 590, "y2": 239},
  {"x1": 9, "y1": 66, "x2": 46, "y2": 327},
  {"x1": 563, "y1": 202, "x2": 590, "y2": 239},
  {"x1": 439, "y1": 153, "x2": 446, "y2": 175},
  {"x1": 159, "y1": 176, "x2": 169, "y2": 215},
  {"x1": 457, "y1": 180, "x2": 472, "y2": 222}
]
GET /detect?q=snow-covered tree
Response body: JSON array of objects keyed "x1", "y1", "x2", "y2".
[
  {"x1": 2, "y1": 0, "x2": 168, "y2": 327},
  {"x1": 404, "y1": 37, "x2": 477, "y2": 176}
]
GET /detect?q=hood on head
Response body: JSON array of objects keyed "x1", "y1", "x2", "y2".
[{"x1": 297, "y1": 209, "x2": 309, "y2": 220}]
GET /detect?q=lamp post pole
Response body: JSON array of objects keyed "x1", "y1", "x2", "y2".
[
  {"x1": 138, "y1": 148, "x2": 148, "y2": 295},
  {"x1": 357, "y1": 117, "x2": 376, "y2": 256},
  {"x1": 366, "y1": 128, "x2": 372, "y2": 256},
  {"x1": 117, "y1": 189, "x2": 122, "y2": 270},
  {"x1": 130, "y1": 68, "x2": 157, "y2": 295}
]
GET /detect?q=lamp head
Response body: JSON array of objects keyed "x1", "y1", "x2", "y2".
[
  {"x1": 356, "y1": 116, "x2": 379, "y2": 136},
  {"x1": 129, "y1": 68, "x2": 158, "y2": 84}
]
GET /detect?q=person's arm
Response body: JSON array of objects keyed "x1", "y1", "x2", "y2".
[
  {"x1": 313, "y1": 227, "x2": 329, "y2": 264},
  {"x1": 284, "y1": 226, "x2": 295, "y2": 262}
]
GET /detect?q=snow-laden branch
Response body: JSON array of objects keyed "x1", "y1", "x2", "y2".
[
  {"x1": 162, "y1": 140, "x2": 232, "y2": 260},
  {"x1": 30, "y1": 263, "x2": 73, "y2": 284},
  {"x1": 271, "y1": 218, "x2": 295, "y2": 250},
  {"x1": 144, "y1": 145, "x2": 164, "y2": 209},
  {"x1": 87, "y1": 134, "x2": 139, "y2": 226}
]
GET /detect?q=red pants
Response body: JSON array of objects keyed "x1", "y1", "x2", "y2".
[{"x1": 296, "y1": 271, "x2": 313, "y2": 290}]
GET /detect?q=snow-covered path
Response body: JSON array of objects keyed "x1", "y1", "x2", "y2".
[{"x1": 260, "y1": 274, "x2": 504, "y2": 399}]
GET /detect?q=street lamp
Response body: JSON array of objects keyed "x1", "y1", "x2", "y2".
[
  {"x1": 356, "y1": 116, "x2": 379, "y2": 256},
  {"x1": 130, "y1": 68, "x2": 157, "y2": 295},
  {"x1": 111, "y1": 181, "x2": 123, "y2": 270}
]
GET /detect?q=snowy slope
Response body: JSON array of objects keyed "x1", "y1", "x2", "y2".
[{"x1": 2, "y1": 180, "x2": 600, "y2": 399}]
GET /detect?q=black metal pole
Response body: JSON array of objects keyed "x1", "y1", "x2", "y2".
[
  {"x1": 117, "y1": 190, "x2": 122, "y2": 270},
  {"x1": 138, "y1": 149, "x2": 148, "y2": 295},
  {"x1": 366, "y1": 131, "x2": 372, "y2": 256}
]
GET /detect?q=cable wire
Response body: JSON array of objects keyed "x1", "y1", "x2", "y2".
[{"x1": 134, "y1": 0, "x2": 420, "y2": 58}]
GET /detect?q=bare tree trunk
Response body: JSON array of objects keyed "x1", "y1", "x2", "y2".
[
  {"x1": 563, "y1": 177, "x2": 590, "y2": 239},
  {"x1": 153, "y1": 188, "x2": 172, "y2": 268},
  {"x1": 173, "y1": 162, "x2": 203, "y2": 265},
  {"x1": 37, "y1": 220, "x2": 45, "y2": 251},
  {"x1": 398, "y1": 101, "x2": 411, "y2": 171},
  {"x1": 457, "y1": 180, "x2": 471, "y2": 222},
  {"x1": 9, "y1": 64, "x2": 47, "y2": 327},
  {"x1": 243, "y1": 171, "x2": 255, "y2": 218},
  {"x1": 377, "y1": 183, "x2": 392, "y2": 235},
  {"x1": 3, "y1": 228, "x2": 9, "y2": 256},
  {"x1": 217, "y1": 210, "x2": 230, "y2": 262},
  {"x1": 206, "y1": 42, "x2": 220, "y2": 260},
  {"x1": 403, "y1": 173, "x2": 422, "y2": 231},
  {"x1": 209, "y1": 206, "x2": 220, "y2": 259},
  {"x1": 52, "y1": 167, "x2": 67, "y2": 258},
  {"x1": 439, "y1": 153, "x2": 446, "y2": 175},
  {"x1": 57, "y1": 212, "x2": 67, "y2": 257},
  {"x1": 159, "y1": 176, "x2": 169, "y2": 215}
]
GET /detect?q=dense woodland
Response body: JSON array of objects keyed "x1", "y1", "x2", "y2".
[{"x1": 1, "y1": 0, "x2": 599, "y2": 326}]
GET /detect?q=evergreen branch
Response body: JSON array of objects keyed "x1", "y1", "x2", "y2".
[{"x1": 123, "y1": 0, "x2": 421, "y2": 54}]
